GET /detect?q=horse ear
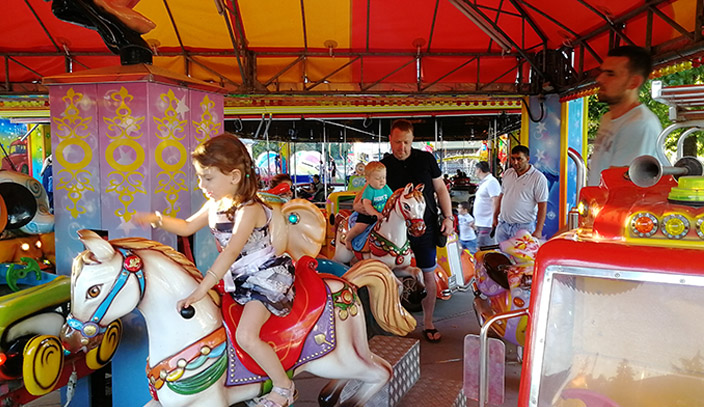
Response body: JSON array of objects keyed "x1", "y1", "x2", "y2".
[
  {"x1": 414, "y1": 183, "x2": 424, "y2": 193},
  {"x1": 403, "y1": 183, "x2": 414, "y2": 194},
  {"x1": 78, "y1": 229, "x2": 115, "y2": 263}
]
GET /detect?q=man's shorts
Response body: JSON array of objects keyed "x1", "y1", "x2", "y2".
[{"x1": 409, "y1": 226, "x2": 437, "y2": 271}]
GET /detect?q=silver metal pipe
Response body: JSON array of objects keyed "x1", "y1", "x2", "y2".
[
  {"x1": 657, "y1": 121, "x2": 704, "y2": 163},
  {"x1": 676, "y1": 127, "x2": 703, "y2": 160},
  {"x1": 311, "y1": 118, "x2": 378, "y2": 138},
  {"x1": 567, "y1": 147, "x2": 586, "y2": 199},
  {"x1": 479, "y1": 308, "x2": 529, "y2": 406}
]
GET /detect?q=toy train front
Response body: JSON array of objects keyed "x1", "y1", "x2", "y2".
[{"x1": 518, "y1": 162, "x2": 704, "y2": 407}]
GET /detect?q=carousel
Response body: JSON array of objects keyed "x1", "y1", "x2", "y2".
[{"x1": 1, "y1": 0, "x2": 703, "y2": 406}]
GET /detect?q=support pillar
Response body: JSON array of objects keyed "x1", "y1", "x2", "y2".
[{"x1": 45, "y1": 64, "x2": 223, "y2": 406}]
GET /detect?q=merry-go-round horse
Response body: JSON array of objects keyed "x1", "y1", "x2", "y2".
[
  {"x1": 332, "y1": 183, "x2": 427, "y2": 303},
  {"x1": 61, "y1": 222, "x2": 416, "y2": 406}
]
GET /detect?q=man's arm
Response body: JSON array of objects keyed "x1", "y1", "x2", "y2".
[
  {"x1": 362, "y1": 199, "x2": 382, "y2": 218},
  {"x1": 533, "y1": 201, "x2": 547, "y2": 238},
  {"x1": 492, "y1": 194, "x2": 503, "y2": 227},
  {"x1": 352, "y1": 184, "x2": 368, "y2": 214},
  {"x1": 432, "y1": 177, "x2": 454, "y2": 236}
]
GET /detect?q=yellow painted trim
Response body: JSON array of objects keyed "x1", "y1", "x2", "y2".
[
  {"x1": 0, "y1": 110, "x2": 50, "y2": 118},
  {"x1": 559, "y1": 101, "x2": 569, "y2": 228},
  {"x1": 225, "y1": 103, "x2": 520, "y2": 116},
  {"x1": 520, "y1": 99, "x2": 529, "y2": 147},
  {"x1": 582, "y1": 96, "x2": 589, "y2": 160}
]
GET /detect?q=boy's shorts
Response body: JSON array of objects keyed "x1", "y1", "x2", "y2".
[{"x1": 356, "y1": 213, "x2": 378, "y2": 224}]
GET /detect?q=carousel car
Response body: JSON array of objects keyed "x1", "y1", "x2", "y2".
[{"x1": 450, "y1": 177, "x2": 477, "y2": 193}]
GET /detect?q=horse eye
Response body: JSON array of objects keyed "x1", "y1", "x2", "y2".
[
  {"x1": 87, "y1": 284, "x2": 102, "y2": 299},
  {"x1": 403, "y1": 203, "x2": 410, "y2": 211}
]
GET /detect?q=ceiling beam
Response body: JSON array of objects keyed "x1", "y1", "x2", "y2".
[
  {"x1": 509, "y1": 0, "x2": 547, "y2": 45},
  {"x1": 361, "y1": 58, "x2": 415, "y2": 92},
  {"x1": 162, "y1": 0, "x2": 189, "y2": 76},
  {"x1": 649, "y1": 5, "x2": 694, "y2": 41},
  {"x1": 479, "y1": 60, "x2": 520, "y2": 91},
  {"x1": 24, "y1": 0, "x2": 60, "y2": 53},
  {"x1": 426, "y1": 0, "x2": 441, "y2": 52},
  {"x1": 300, "y1": 0, "x2": 308, "y2": 52},
  {"x1": 220, "y1": 0, "x2": 248, "y2": 87},
  {"x1": 6, "y1": 56, "x2": 43, "y2": 79},
  {"x1": 576, "y1": 0, "x2": 636, "y2": 47},
  {"x1": 517, "y1": 0, "x2": 602, "y2": 64},
  {"x1": 421, "y1": 57, "x2": 477, "y2": 91},
  {"x1": 263, "y1": 56, "x2": 303, "y2": 87},
  {"x1": 572, "y1": 0, "x2": 669, "y2": 45},
  {"x1": 453, "y1": 0, "x2": 547, "y2": 81},
  {"x1": 186, "y1": 56, "x2": 238, "y2": 88},
  {"x1": 305, "y1": 56, "x2": 360, "y2": 91}
]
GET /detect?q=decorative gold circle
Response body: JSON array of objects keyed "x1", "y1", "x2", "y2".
[
  {"x1": 105, "y1": 139, "x2": 145, "y2": 173},
  {"x1": 155, "y1": 140, "x2": 187, "y2": 172},
  {"x1": 55, "y1": 138, "x2": 93, "y2": 170}
]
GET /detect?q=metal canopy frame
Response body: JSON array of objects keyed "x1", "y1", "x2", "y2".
[{"x1": 1, "y1": 0, "x2": 703, "y2": 96}]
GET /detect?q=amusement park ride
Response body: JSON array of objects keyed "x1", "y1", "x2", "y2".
[
  {"x1": 467, "y1": 82, "x2": 704, "y2": 407},
  {"x1": 2, "y1": 1, "x2": 704, "y2": 406}
]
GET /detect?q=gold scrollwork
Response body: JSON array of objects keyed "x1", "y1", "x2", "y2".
[
  {"x1": 103, "y1": 87, "x2": 146, "y2": 222},
  {"x1": 192, "y1": 95, "x2": 221, "y2": 144},
  {"x1": 154, "y1": 90, "x2": 188, "y2": 216},
  {"x1": 52, "y1": 88, "x2": 95, "y2": 218}
]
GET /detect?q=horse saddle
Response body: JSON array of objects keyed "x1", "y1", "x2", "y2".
[
  {"x1": 335, "y1": 211, "x2": 372, "y2": 253},
  {"x1": 219, "y1": 256, "x2": 328, "y2": 377}
]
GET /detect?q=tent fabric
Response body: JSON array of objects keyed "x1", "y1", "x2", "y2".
[{"x1": 1, "y1": 0, "x2": 702, "y2": 95}]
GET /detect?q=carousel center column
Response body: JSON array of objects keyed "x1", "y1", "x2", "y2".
[{"x1": 45, "y1": 65, "x2": 224, "y2": 407}]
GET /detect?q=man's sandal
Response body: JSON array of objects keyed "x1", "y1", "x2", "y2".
[{"x1": 254, "y1": 382, "x2": 297, "y2": 407}]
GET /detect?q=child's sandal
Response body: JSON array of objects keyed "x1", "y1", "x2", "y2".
[{"x1": 254, "y1": 382, "x2": 297, "y2": 407}]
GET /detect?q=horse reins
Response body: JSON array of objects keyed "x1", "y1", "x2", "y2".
[{"x1": 67, "y1": 248, "x2": 146, "y2": 338}]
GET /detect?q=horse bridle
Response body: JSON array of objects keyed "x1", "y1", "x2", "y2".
[
  {"x1": 67, "y1": 248, "x2": 146, "y2": 338},
  {"x1": 398, "y1": 193, "x2": 425, "y2": 231}
]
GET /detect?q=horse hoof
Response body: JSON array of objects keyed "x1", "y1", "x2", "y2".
[{"x1": 180, "y1": 306, "x2": 195, "y2": 319}]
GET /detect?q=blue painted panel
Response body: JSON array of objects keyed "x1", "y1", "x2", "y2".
[
  {"x1": 528, "y1": 94, "x2": 561, "y2": 239},
  {"x1": 567, "y1": 98, "x2": 586, "y2": 212}
]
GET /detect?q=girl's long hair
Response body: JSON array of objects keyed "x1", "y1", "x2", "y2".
[{"x1": 192, "y1": 133, "x2": 266, "y2": 220}]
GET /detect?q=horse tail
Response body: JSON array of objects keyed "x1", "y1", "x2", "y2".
[{"x1": 342, "y1": 259, "x2": 416, "y2": 336}]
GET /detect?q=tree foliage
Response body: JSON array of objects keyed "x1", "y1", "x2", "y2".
[{"x1": 587, "y1": 65, "x2": 704, "y2": 157}]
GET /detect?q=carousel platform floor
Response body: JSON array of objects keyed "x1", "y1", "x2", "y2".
[{"x1": 25, "y1": 289, "x2": 522, "y2": 407}]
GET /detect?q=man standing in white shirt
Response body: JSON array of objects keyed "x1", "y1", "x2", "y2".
[
  {"x1": 493, "y1": 145, "x2": 549, "y2": 243},
  {"x1": 588, "y1": 45, "x2": 668, "y2": 186},
  {"x1": 473, "y1": 161, "x2": 501, "y2": 248}
]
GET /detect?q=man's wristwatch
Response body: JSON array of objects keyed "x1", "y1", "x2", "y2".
[{"x1": 443, "y1": 215, "x2": 455, "y2": 221}]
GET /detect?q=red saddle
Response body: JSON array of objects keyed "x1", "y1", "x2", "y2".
[{"x1": 219, "y1": 256, "x2": 327, "y2": 376}]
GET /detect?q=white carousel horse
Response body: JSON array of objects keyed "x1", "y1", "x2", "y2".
[
  {"x1": 62, "y1": 225, "x2": 415, "y2": 407},
  {"x1": 332, "y1": 183, "x2": 426, "y2": 281}
]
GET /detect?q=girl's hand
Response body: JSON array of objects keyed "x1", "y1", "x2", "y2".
[
  {"x1": 177, "y1": 289, "x2": 205, "y2": 311},
  {"x1": 133, "y1": 211, "x2": 160, "y2": 228}
]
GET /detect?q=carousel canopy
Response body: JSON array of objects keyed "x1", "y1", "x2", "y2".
[{"x1": 2, "y1": 0, "x2": 703, "y2": 97}]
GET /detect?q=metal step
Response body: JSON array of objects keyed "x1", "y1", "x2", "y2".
[
  {"x1": 397, "y1": 376, "x2": 466, "y2": 407},
  {"x1": 341, "y1": 335, "x2": 420, "y2": 407}
]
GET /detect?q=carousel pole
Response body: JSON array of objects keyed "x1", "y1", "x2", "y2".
[
  {"x1": 378, "y1": 120, "x2": 382, "y2": 159},
  {"x1": 322, "y1": 122, "x2": 327, "y2": 198}
]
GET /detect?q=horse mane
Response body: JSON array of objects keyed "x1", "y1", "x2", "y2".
[
  {"x1": 381, "y1": 188, "x2": 403, "y2": 219},
  {"x1": 380, "y1": 185, "x2": 423, "y2": 219},
  {"x1": 73, "y1": 237, "x2": 221, "y2": 306}
]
